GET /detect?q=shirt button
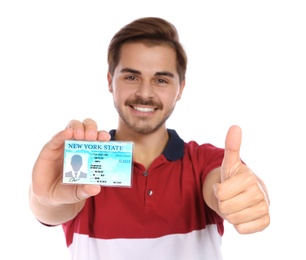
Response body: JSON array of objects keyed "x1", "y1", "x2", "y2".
[
  {"x1": 147, "y1": 190, "x2": 153, "y2": 196},
  {"x1": 143, "y1": 171, "x2": 148, "y2": 177}
]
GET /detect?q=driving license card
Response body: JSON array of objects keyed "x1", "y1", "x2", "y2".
[{"x1": 62, "y1": 140, "x2": 133, "y2": 187}]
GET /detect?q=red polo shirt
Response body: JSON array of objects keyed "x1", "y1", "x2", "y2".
[{"x1": 62, "y1": 129, "x2": 225, "y2": 259}]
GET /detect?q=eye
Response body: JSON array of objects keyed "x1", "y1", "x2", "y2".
[
  {"x1": 125, "y1": 75, "x2": 137, "y2": 81},
  {"x1": 156, "y1": 78, "x2": 168, "y2": 84}
]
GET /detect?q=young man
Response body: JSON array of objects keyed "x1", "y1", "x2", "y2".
[{"x1": 29, "y1": 17, "x2": 270, "y2": 259}]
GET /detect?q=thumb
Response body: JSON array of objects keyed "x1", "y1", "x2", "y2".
[
  {"x1": 75, "y1": 185, "x2": 101, "y2": 201},
  {"x1": 221, "y1": 125, "x2": 242, "y2": 182}
]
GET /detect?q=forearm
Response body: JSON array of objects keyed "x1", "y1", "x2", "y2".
[{"x1": 29, "y1": 185, "x2": 85, "y2": 225}]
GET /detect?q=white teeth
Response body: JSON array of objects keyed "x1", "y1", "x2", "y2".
[{"x1": 133, "y1": 106, "x2": 155, "y2": 112}]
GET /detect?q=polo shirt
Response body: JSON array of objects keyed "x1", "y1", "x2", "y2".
[{"x1": 62, "y1": 129, "x2": 225, "y2": 260}]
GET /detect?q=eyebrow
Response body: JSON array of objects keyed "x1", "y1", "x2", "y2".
[{"x1": 120, "y1": 68, "x2": 175, "y2": 78}]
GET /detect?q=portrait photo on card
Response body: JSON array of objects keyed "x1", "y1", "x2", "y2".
[{"x1": 64, "y1": 153, "x2": 88, "y2": 182}]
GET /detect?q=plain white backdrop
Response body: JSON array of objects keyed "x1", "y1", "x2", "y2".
[{"x1": 1, "y1": 1, "x2": 305, "y2": 259}]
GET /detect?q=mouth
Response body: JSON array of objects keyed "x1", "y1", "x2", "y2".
[{"x1": 132, "y1": 106, "x2": 156, "y2": 113}]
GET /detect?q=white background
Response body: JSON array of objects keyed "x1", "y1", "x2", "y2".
[{"x1": 1, "y1": 1, "x2": 305, "y2": 259}]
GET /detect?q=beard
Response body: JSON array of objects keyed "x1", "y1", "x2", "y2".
[{"x1": 114, "y1": 97, "x2": 175, "y2": 135}]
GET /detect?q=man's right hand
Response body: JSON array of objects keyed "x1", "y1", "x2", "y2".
[{"x1": 29, "y1": 118, "x2": 111, "y2": 225}]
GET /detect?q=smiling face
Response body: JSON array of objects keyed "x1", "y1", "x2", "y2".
[{"x1": 108, "y1": 42, "x2": 185, "y2": 135}]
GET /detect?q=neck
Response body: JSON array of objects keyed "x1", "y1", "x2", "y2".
[{"x1": 115, "y1": 125, "x2": 169, "y2": 169}]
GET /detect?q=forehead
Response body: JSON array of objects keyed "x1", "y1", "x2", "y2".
[{"x1": 117, "y1": 42, "x2": 177, "y2": 74}]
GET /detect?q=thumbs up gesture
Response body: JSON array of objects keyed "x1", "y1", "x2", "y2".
[{"x1": 213, "y1": 125, "x2": 270, "y2": 234}]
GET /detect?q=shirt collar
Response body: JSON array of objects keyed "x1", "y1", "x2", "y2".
[
  {"x1": 109, "y1": 129, "x2": 184, "y2": 161},
  {"x1": 73, "y1": 171, "x2": 80, "y2": 178}
]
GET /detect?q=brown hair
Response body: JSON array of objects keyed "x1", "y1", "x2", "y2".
[{"x1": 107, "y1": 17, "x2": 187, "y2": 83}]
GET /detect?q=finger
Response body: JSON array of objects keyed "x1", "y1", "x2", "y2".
[
  {"x1": 32, "y1": 130, "x2": 70, "y2": 197},
  {"x1": 98, "y1": 130, "x2": 111, "y2": 141},
  {"x1": 66, "y1": 119, "x2": 86, "y2": 140},
  {"x1": 83, "y1": 118, "x2": 99, "y2": 140},
  {"x1": 66, "y1": 118, "x2": 98, "y2": 141},
  {"x1": 42, "y1": 182, "x2": 101, "y2": 205},
  {"x1": 232, "y1": 214, "x2": 270, "y2": 234},
  {"x1": 221, "y1": 125, "x2": 242, "y2": 181},
  {"x1": 34, "y1": 126, "x2": 75, "y2": 172},
  {"x1": 223, "y1": 200, "x2": 269, "y2": 226},
  {"x1": 75, "y1": 184, "x2": 101, "y2": 201},
  {"x1": 214, "y1": 164, "x2": 254, "y2": 200},
  {"x1": 217, "y1": 172, "x2": 265, "y2": 212}
]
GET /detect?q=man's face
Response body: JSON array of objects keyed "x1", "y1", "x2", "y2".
[
  {"x1": 108, "y1": 42, "x2": 185, "y2": 135},
  {"x1": 71, "y1": 157, "x2": 82, "y2": 171}
]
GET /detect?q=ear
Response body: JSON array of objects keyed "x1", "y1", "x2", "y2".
[
  {"x1": 107, "y1": 72, "x2": 113, "y2": 93},
  {"x1": 176, "y1": 80, "x2": 186, "y2": 101}
]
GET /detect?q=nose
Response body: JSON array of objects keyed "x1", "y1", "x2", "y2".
[{"x1": 135, "y1": 80, "x2": 154, "y2": 99}]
